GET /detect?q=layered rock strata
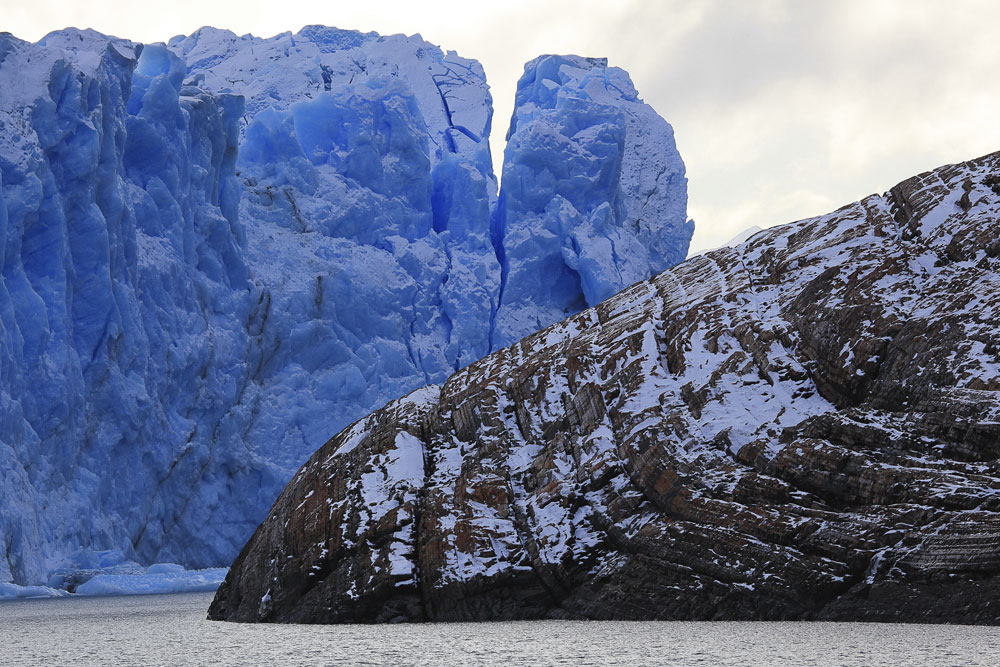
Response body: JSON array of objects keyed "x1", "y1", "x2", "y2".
[{"x1": 211, "y1": 151, "x2": 1000, "y2": 624}]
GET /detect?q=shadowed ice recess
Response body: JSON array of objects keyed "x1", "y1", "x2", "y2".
[{"x1": 0, "y1": 25, "x2": 691, "y2": 594}]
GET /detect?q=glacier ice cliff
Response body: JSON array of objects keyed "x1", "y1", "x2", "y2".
[
  {"x1": 0, "y1": 26, "x2": 690, "y2": 588},
  {"x1": 1, "y1": 29, "x2": 254, "y2": 585},
  {"x1": 492, "y1": 55, "x2": 691, "y2": 348}
]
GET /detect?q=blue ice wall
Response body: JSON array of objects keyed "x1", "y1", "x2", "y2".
[
  {"x1": 0, "y1": 29, "x2": 690, "y2": 587},
  {"x1": 0, "y1": 30, "x2": 271, "y2": 581},
  {"x1": 491, "y1": 55, "x2": 693, "y2": 348},
  {"x1": 169, "y1": 27, "x2": 503, "y2": 484}
]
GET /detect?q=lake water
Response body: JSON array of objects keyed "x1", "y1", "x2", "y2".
[{"x1": 2, "y1": 591, "x2": 999, "y2": 666}]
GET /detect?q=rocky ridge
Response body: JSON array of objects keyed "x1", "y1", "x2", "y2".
[{"x1": 210, "y1": 151, "x2": 1000, "y2": 623}]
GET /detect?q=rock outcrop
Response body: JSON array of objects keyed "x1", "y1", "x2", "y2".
[{"x1": 210, "y1": 151, "x2": 1000, "y2": 624}]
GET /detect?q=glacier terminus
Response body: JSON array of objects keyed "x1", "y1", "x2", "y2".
[{"x1": 0, "y1": 26, "x2": 691, "y2": 593}]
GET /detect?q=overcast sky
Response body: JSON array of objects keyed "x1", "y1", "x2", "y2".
[{"x1": 4, "y1": 0, "x2": 999, "y2": 252}]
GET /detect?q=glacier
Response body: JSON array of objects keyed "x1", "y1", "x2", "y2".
[
  {"x1": 0, "y1": 26, "x2": 691, "y2": 590},
  {"x1": 492, "y1": 55, "x2": 692, "y2": 348}
]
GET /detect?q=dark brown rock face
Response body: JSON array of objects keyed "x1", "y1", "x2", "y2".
[{"x1": 209, "y1": 152, "x2": 1000, "y2": 624}]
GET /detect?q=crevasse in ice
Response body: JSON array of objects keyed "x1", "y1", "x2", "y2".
[{"x1": 0, "y1": 26, "x2": 690, "y2": 590}]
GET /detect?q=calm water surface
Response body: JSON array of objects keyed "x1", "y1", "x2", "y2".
[{"x1": 1, "y1": 591, "x2": 998, "y2": 666}]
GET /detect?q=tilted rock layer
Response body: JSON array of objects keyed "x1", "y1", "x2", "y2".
[{"x1": 211, "y1": 151, "x2": 1000, "y2": 624}]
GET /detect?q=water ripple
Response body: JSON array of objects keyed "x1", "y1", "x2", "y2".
[{"x1": 2, "y1": 592, "x2": 999, "y2": 666}]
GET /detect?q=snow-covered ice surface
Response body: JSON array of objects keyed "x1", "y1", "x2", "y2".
[{"x1": 0, "y1": 27, "x2": 691, "y2": 590}]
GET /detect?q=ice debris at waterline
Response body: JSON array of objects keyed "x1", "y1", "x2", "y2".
[
  {"x1": 1, "y1": 550, "x2": 226, "y2": 599},
  {"x1": 0, "y1": 26, "x2": 691, "y2": 590}
]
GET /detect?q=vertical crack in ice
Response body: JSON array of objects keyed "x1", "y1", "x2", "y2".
[{"x1": 488, "y1": 189, "x2": 509, "y2": 351}]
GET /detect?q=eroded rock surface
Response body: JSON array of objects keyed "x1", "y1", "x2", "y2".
[{"x1": 211, "y1": 152, "x2": 1000, "y2": 624}]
